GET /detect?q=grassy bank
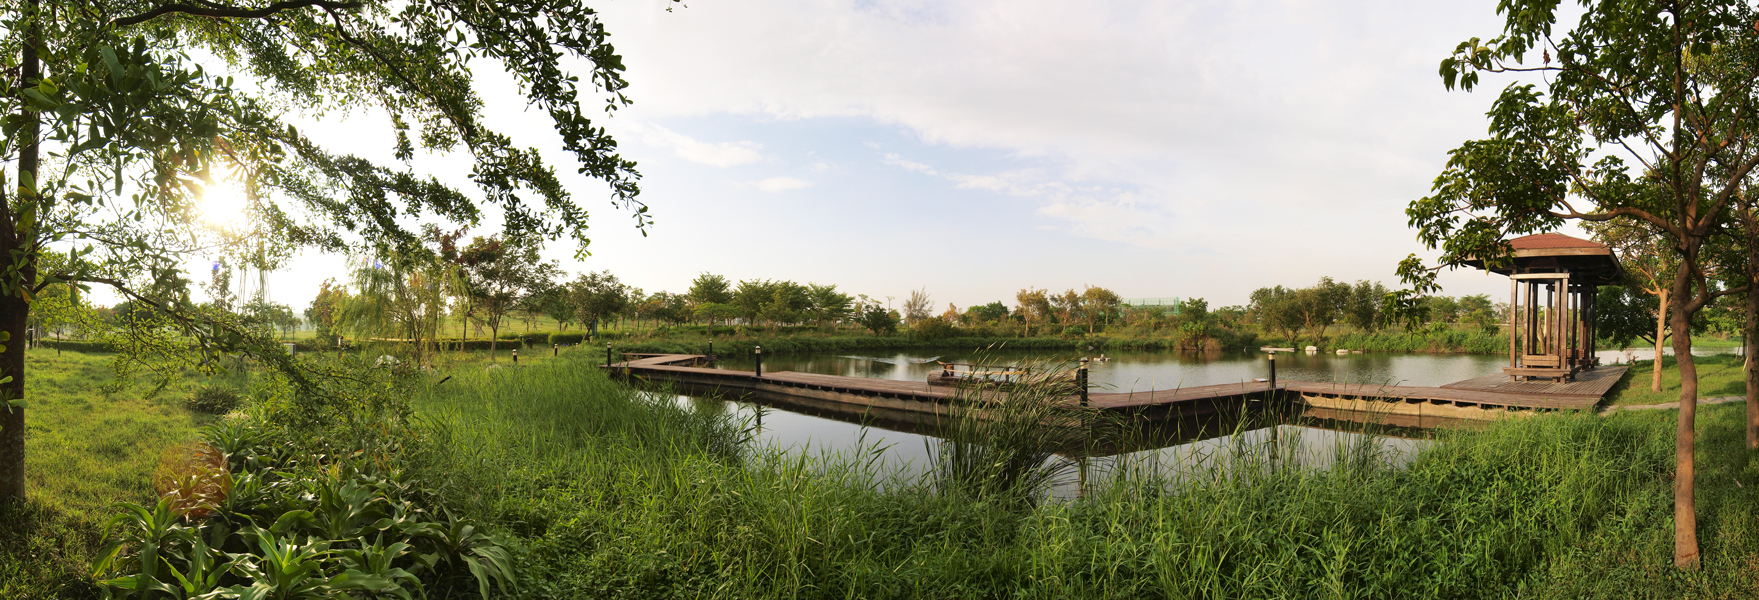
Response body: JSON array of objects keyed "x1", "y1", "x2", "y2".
[
  {"x1": 412, "y1": 354, "x2": 1759, "y2": 598},
  {"x1": 1604, "y1": 354, "x2": 1752, "y2": 406}
]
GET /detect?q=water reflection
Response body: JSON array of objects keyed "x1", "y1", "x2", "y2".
[
  {"x1": 668, "y1": 385, "x2": 1431, "y2": 501},
  {"x1": 669, "y1": 346, "x2": 1737, "y2": 495}
]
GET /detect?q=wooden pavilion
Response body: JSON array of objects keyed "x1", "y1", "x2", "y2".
[{"x1": 1465, "y1": 233, "x2": 1623, "y2": 382}]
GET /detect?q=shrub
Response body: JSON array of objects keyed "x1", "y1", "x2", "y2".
[
  {"x1": 186, "y1": 384, "x2": 242, "y2": 414},
  {"x1": 549, "y1": 331, "x2": 588, "y2": 345},
  {"x1": 910, "y1": 317, "x2": 956, "y2": 340}
]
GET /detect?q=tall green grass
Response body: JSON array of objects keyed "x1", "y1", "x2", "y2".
[{"x1": 402, "y1": 353, "x2": 1759, "y2": 598}]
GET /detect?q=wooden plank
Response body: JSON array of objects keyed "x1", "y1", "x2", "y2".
[{"x1": 1442, "y1": 365, "x2": 1625, "y2": 397}]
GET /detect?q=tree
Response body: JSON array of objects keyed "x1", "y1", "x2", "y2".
[
  {"x1": 688, "y1": 272, "x2": 733, "y2": 314},
  {"x1": 731, "y1": 279, "x2": 773, "y2": 325},
  {"x1": 1078, "y1": 286, "x2": 1121, "y2": 334},
  {"x1": 1459, "y1": 294, "x2": 1499, "y2": 333},
  {"x1": 242, "y1": 299, "x2": 300, "y2": 339},
  {"x1": 305, "y1": 279, "x2": 349, "y2": 346},
  {"x1": 458, "y1": 235, "x2": 553, "y2": 361},
  {"x1": 1050, "y1": 289, "x2": 1081, "y2": 329},
  {"x1": 337, "y1": 252, "x2": 450, "y2": 364},
  {"x1": 1423, "y1": 296, "x2": 1461, "y2": 324},
  {"x1": 966, "y1": 301, "x2": 1010, "y2": 325},
  {"x1": 1735, "y1": 183, "x2": 1759, "y2": 450},
  {"x1": 1343, "y1": 280, "x2": 1388, "y2": 332},
  {"x1": 0, "y1": 1, "x2": 650, "y2": 500},
  {"x1": 569, "y1": 271, "x2": 629, "y2": 336},
  {"x1": 805, "y1": 283, "x2": 853, "y2": 330},
  {"x1": 693, "y1": 303, "x2": 739, "y2": 328},
  {"x1": 1585, "y1": 217, "x2": 1681, "y2": 393},
  {"x1": 1249, "y1": 285, "x2": 1301, "y2": 341},
  {"x1": 1288, "y1": 278, "x2": 1348, "y2": 343},
  {"x1": 855, "y1": 298, "x2": 899, "y2": 335},
  {"x1": 1403, "y1": 1, "x2": 1759, "y2": 566},
  {"x1": 1015, "y1": 288, "x2": 1051, "y2": 337},
  {"x1": 1175, "y1": 297, "x2": 1213, "y2": 350},
  {"x1": 902, "y1": 287, "x2": 932, "y2": 325}
]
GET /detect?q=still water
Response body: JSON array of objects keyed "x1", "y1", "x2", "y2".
[{"x1": 668, "y1": 346, "x2": 1737, "y2": 491}]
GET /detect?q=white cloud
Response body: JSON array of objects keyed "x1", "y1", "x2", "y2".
[
  {"x1": 626, "y1": 122, "x2": 763, "y2": 167},
  {"x1": 596, "y1": 0, "x2": 1534, "y2": 248},
  {"x1": 756, "y1": 177, "x2": 813, "y2": 192}
]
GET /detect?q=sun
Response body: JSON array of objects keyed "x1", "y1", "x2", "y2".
[{"x1": 198, "y1": 174, "x2": 251, "y2": 229}]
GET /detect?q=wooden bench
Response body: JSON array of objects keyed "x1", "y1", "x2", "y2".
[{"x1": 1522, "y1": 354, "x2": 1562, "y2": 367}]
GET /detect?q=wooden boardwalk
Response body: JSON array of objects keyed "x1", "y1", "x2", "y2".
[
  {"x1": 1440, "y1": 365, "x2": 1626, "y2": 398},
  {"x1": 607, "y1": 354, "x2": 1628, "y2": 421}
]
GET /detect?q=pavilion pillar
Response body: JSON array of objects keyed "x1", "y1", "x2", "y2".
[{"x1": 1509, "y1": 277, "x2": 1519, "y2": 376}]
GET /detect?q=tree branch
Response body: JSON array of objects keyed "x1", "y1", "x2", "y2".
[{"x1": 113, "y1": 0, "x2": 362, "y2": 28}]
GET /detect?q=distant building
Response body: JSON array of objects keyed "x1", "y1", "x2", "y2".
[{"x1": 1122, "y1": 297, "x2": 1181, "y2": 314}]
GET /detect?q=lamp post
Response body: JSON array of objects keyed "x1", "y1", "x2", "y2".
[
  {"x1": 754, "y1": 345, "x2": 763, "y2": 377},
  {"x1": 1077, "y1": 357, "x2": 1090, "y2": 406},
  {"x1": 605, "y1": 342, "x2": 612, "y2": 368},
  {"x1": 512, "y1": 348, "x2": 518, "y2": 364}
]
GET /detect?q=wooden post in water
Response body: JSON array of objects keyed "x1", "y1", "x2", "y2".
[{"x1": 755, "y1": 345, "x2": 764, "y2": 377}]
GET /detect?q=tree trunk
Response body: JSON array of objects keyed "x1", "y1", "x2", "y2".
[
  {"x1": 1747, "y1": 232, "x2": 1759, "y2": 451},
  {"x1": 1747, "y1": 273, "x2": 1757, "y2": 450},
  {"x1": 488, "y1": 320, "x2": 498, "y2": 362},
  {"x1": 1655, "y1": 286, "x2": 1669, "y2": 393},
  {"x1": 1669, "y1": 278, "x2": 1700, "y2": 569},
  {"x1": 0, "y1": 9, "x2": 40, "y2": 503}
]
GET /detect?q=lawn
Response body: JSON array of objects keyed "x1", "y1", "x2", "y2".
[
  {"x1": 0, "y1": 349, "x2": 226, "y2": 598},
  {"x1": 1606, "y1": 353, "x2": 1751, "y2": 406}
]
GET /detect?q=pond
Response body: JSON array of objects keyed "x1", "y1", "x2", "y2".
[{"x1": 665, "y1": 346, "x2": 1741, "y2": 494}]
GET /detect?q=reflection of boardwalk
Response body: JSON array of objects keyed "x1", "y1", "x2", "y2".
[{"x1": 608, "y1": 354, "x2": 1629, "y2": 423}]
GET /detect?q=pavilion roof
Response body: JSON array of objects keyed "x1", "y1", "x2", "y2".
[
  {"x1": 1463, "y1": 232, "x2": 1623, "y2": 285},
  {"x1": 1508, "y1": 232, "x2": 1611, "y2": 251}
]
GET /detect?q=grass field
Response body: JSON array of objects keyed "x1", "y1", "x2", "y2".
[
  {"x1": 1605, "y1": 354, "x2": 1752, "y2": 406},
  {"x1": 0, "y1": 350, "x2": 232, "y2": 598}
]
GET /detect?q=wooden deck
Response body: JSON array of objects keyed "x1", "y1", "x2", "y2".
[
  {"x1": 1440, "y1": 365, "x2": 1627, "y2": 398},
  {"x1": 1087, "y1": 383, "x2": 1280, "y2": 409},
  {"x1": 607, "y1": 354, "x2": 1628, "y2": 421},
  {"x1": 1284, "y1": 369, "x2": 1627, "y2": 411}
]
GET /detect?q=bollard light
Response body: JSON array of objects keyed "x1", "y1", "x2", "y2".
[
  {"x1": 512, "y1": 348, "x2": 518, "y2": 363},
  {"x1": 754, "y1": 345, "x2": 763, "y2": 377}
]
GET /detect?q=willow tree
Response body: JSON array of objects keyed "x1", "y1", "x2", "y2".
[
  {"x1": 1399, "y1": 0, "x2": 1757, "y2": 567},
  {"x1": 0, "y1": 1, "x2": 649, "y2": 501}
]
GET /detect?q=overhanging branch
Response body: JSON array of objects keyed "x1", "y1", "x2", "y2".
[{"x1": 113, "y1": 0, "x2": 362, "y2": 28}]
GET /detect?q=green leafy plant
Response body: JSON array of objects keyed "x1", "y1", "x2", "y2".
[{"x1": 185, "y1": 385, "x2": 242, "y2": 415}]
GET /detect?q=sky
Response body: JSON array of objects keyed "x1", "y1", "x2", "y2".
[{"x1": 170, "y1": 0, "x2": 1581, "y2": 313}]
